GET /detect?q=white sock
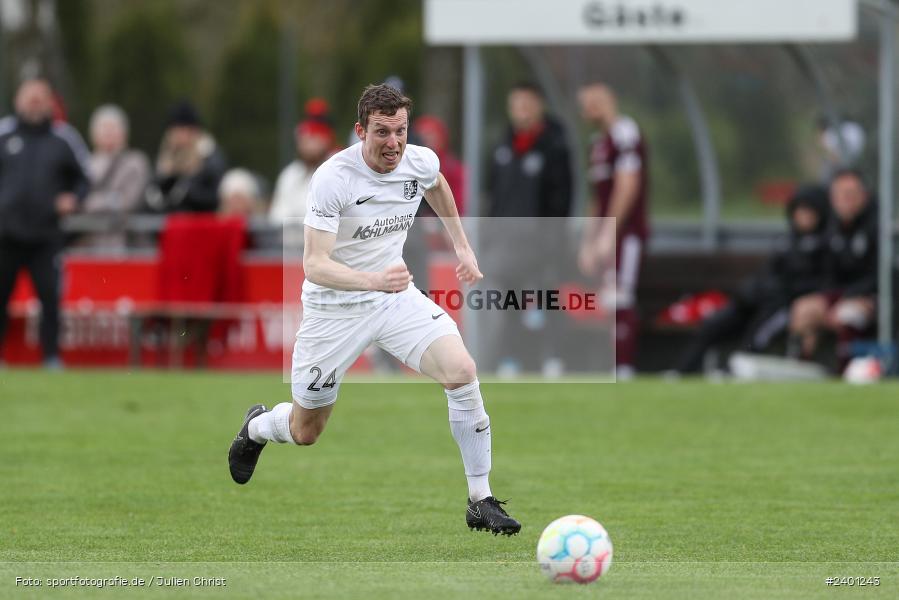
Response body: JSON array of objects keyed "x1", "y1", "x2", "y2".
[
  {"x1": 446, "y1": 380, "x2": 493, "y2": 502},
  {"x1": 248, "y1": 402, "x2": 295, "y2": 444}
]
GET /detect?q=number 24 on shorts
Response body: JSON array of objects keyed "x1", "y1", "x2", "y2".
[{"x1": 307, "y1": 367, "x2": 337, "y2": 391}]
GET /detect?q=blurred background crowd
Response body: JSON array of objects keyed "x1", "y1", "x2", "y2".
[{"x1": 0, "y1": 0, "x2": 895, "y2": 378}]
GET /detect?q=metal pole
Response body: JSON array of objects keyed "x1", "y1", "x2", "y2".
[
  {"x1": 786, "y1": 45, "x2": 851, "y2": 166},
  {"x1": 462, "y1": 45, "x2": 484, "y2": 360},
  {"x1": 877, "y1": 6, "x2": 895, "y2": 347},
  {"x1": 278, "y1": 20, "x2": 298, "y2": 170},
  {"x1": 0, "y1": 5, "x2": 5, "y2": 115},
  {"x1": 463, "y1": 45, "x2": 483, "y2": 218},
  {"x1": 651, "y1": 48, "x2": 721, "y2": 250}
]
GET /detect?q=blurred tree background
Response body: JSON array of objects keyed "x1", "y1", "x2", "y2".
[
  {"x1": 209, "y1": 2, "x2": 284, "y2": 184},
  {"x1": 3, "y1": 0, "x2": 431, "y2": 184},
  {"x1": 0, "y1": 0, "x2": 881, "y2": 217},
  {"x1": 95, "y1": 1, "x2": 194, "y2": 156}
]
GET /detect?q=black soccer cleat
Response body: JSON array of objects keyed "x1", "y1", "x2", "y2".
[
  {"x1": 228, "y1": 404, "x2": 268, "y2": 485},
  {"x1": 466, "y1": 496, "x2": 521, "y2": 536}
]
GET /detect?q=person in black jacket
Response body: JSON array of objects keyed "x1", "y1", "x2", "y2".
[
  {"x1": 675, "y1": 185, "x2": 830, "y2": 373},
  {"x1": 482, "y1": 83, "x2": 573, "y2": 374},
  {"x1": 789, "y1": 169, "x2": 878, "y2": 362},
  {"x1": 144, "y1": 101, "x2": 226, "y2": 213},
  {"x1": 0, "y1": 78, "x2": 90, "y2": 366},
  {"x1": 487, "y1": 82, "x2": 572, "y2": 219}
]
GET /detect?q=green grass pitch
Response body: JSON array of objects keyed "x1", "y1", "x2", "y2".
[{"x1": 1, "y1": 370, "x2": 898, "y2": 598}]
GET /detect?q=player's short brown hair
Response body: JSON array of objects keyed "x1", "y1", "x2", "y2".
[{"x1": 357, "y1": 84, "x2": 413, "y2": 129}]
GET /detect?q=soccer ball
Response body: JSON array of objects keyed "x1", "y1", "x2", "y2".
[
  {"x1": 536, "y1": 515, "x2": 613, "y2": 584},
  {"x1": 844, "y1": 356, "x2": 883, "y2": 384}
]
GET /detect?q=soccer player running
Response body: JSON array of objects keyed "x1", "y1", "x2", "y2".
[{"x1": 228, "y1": 84, "x2": 520, "y2": 536}]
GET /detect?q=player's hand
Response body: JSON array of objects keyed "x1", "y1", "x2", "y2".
[
  {"x1": 373, "y1": 263, "x2": 412, "y2": 293},
  {"x1": 578, "y1": 242, "x2": 598, "y2": 277},
  {"x1": 55, "y1": 192, "x2": 78, "y2": 216},
  {"x1": 454, "y1": 245, "x2": 483, "y2": 285},
  {"x1": 595, "y1": 233, "x2": 616, "y2": 268},
  {"x1": 579, "y1": 233, "x2": 616, "y2": 277}
]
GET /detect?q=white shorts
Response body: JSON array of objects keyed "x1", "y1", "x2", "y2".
[{"x1": 291, "y1": 286, "x2": 460, "y2": 408}]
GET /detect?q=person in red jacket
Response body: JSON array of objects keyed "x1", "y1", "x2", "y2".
[
  {"x1": 413, "y1": 115, "x2": 465, "y2": 215},
  {"x1": 578, "y1": 83, "x2": 650, "y2": 380},
  {"x1": 404, "y1": 115, "x2": 467, "y2": 294}
]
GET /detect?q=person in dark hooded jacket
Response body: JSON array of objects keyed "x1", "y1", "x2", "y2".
[
  {"x1": 676, "y1": 184, "x2": 830, "y2": 373},
  {"x1": 789, "y1": 169, "x2": 880, "y2": 363}
]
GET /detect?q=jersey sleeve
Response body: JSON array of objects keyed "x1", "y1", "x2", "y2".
[
  {"x1": 414, "y1": 145, "x2": 441, "y2": 190},
  {"x1": 611, "y1": 118, "x2": 642, "y2": 174},
  {"x1": 303, "y1": 167, "x2": 347, "y2": 234}
]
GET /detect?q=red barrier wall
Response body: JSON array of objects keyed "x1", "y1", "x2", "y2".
[{"x1": 3, "y1": 255, "x2": 459, "y2": 370}]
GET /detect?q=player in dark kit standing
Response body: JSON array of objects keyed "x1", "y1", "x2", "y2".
[{"x1": 577, "y1": 83, "x2": 649, "y2": 379}]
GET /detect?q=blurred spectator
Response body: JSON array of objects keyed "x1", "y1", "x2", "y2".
[
  {"x1": 487, "y1": 82, "x2": 571, "y2": 218},
  {"x1": 483, "y1": 82, "x2": 572, "y2": 376},
  {"x1": 413, "y1": 115, "x2": 465, "y2": 214},
  {"x1": 404, "y1": 114, "x2": 466, "y2": 293},
  {"x1": 145, "y1": 100, "x2": 226, "y2": 213},
  {"x1": 154, "y1": 212, "x2": 249, "y2": 368},
  {"x1": 77, "y1": 104, "x2": 150, "y2": 248},
  {"x1": 789, "y1": 170, "x2": 878, "y2": 366},
  {"x1": 578, "y1": 83, "x2": 650, "y2": 380},
  {"x1": 50, "y1": 90, "x2": 68, "y2": 123},
  {"x1": 675, "y1": 185, "x2": 830, "y2": 374},
  {"x1": 269, "y1": 98, "x2": 336, "y2": 234},
  {"x1": 817, "y1": 117, "x2": 865, "y2": 182},
  {"x1": 219, "y1": 168, "x2": 264, "y2": 218},
  {"x1": 0, "y1": 78, "x2": 90, "y2": 367}
]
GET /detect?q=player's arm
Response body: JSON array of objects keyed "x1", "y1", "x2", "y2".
[
  {"x1": 578, "y1": 201, "x2": 602, "y2": 249},
  {"x1": 424, "y1": 173, "x2": 483, "y2": 284},
  {"x1": 303, "y1": 225, "x2": 411, "y2": 292},
  {"x1": 578, "y1": 167, "x2": 639, "y2": 276},
  {"x1": 587, "y1": 169, "x2": 640, "y2": 264},
  {"x1": 603, "y1": 169, "x2": 640, "y2": 238}
]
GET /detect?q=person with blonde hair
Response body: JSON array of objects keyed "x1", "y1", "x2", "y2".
[
  {"x1": 146, "y1": 101, "x2": 226, "y2": 213},
  {"x1": 78, "y1": 104, "x2": 150, "y2": 248},
  {"x1": 218, "y1": 168, "x2": 263, "y2": 218}
]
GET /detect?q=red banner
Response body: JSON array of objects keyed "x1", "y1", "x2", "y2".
[{"x1": 3, "y1": 256, "x2": 460, "y2": 370}]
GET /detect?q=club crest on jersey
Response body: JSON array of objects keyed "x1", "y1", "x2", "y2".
[{"x1": 403, "y1": 180, "x2": 419, "y2": 200}]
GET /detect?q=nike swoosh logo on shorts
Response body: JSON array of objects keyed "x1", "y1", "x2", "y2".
[
  {"x1": 475, "y1": 425, "x2": 490, "y2": 433},
  {"x1": 432, "y1": 313, "x2": 445, "y2": 320},
  {"x1": 356, "y1": 195, "x2": 376, "y2": 205}
]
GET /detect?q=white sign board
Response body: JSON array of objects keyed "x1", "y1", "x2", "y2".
[{"x1": 425, "y1": 0, "x2": 857, "y2": 45}]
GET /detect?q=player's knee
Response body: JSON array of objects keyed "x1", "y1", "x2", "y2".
[
  {"x1": 789, "y1": 306, "x2": 806, "y2": 332},
  {"x1": 791, "y1": 298, "x2": 820, "y2": 330},
  {"x1": 443, "y1": 356, "x2": 477, "y2": 388},
  {"x1": 831, "y1": 301, "x2": 872, "y2": 330}
]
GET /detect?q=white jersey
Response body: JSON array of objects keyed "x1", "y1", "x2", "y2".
[{"x1": 302, "y1": 142, "x2": 440, "y2": 314}]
